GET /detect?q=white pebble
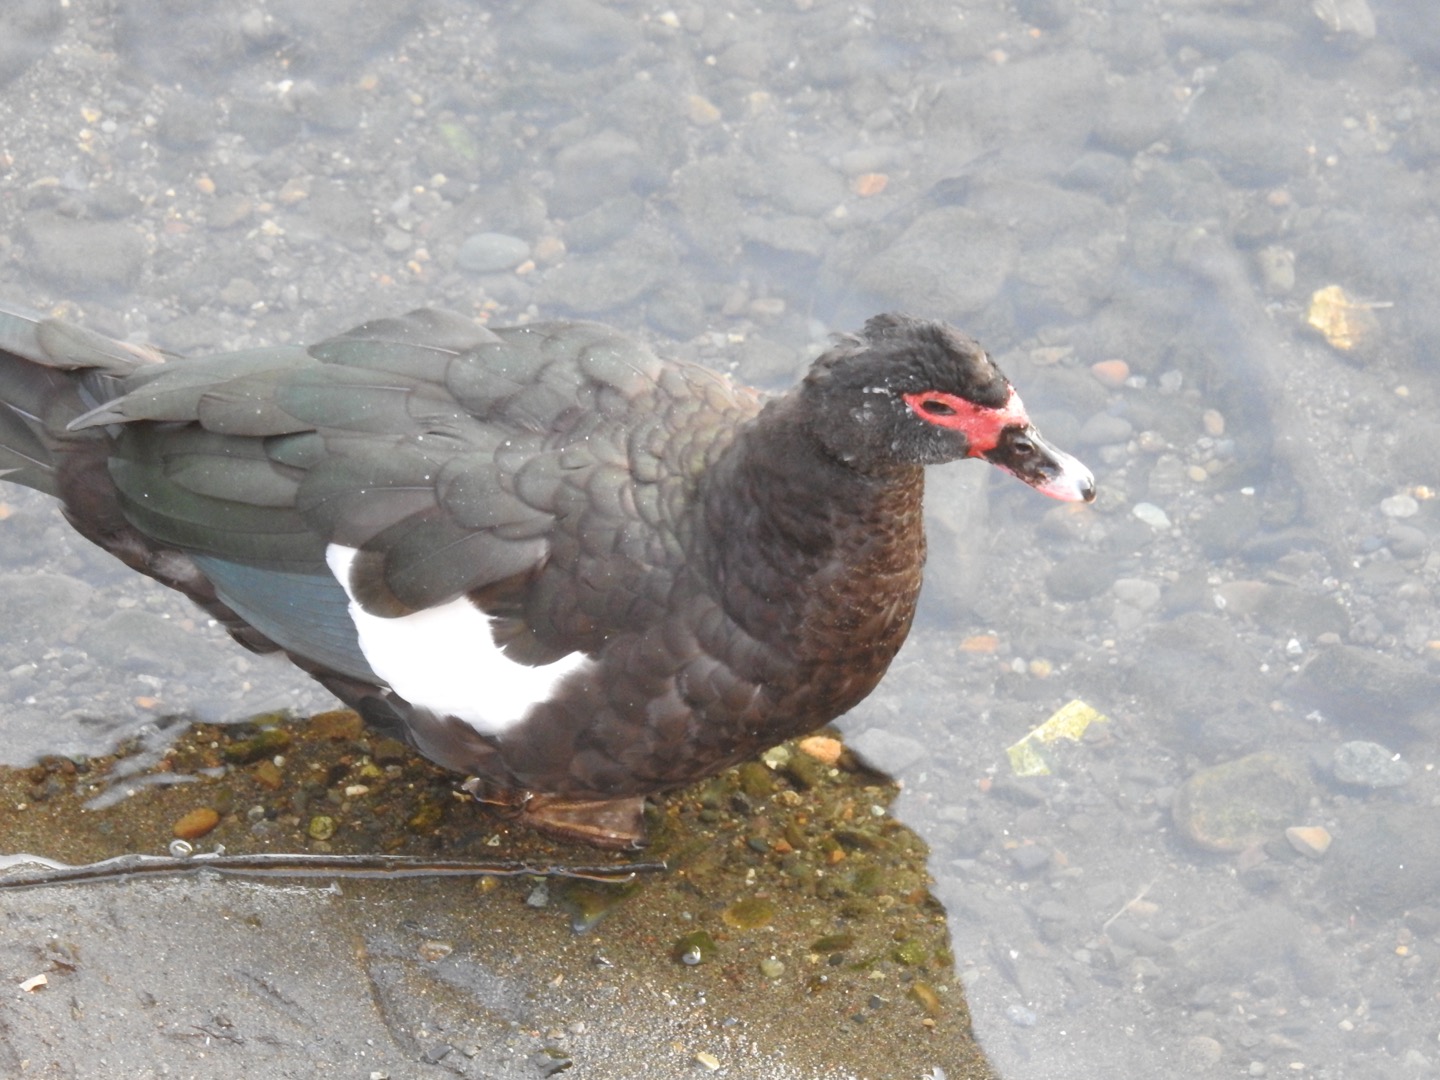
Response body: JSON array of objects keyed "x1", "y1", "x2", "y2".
[
  {"x1": 1132, "y1": 502, "x2": 1171, "y2": 528},
  {"x1": 1379, "y1": 494, "x2": 1418, "y2": 518}
]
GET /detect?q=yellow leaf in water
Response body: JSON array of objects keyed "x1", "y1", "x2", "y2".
[
  {"x1": 1307, "y1": 285, "x2": 1381, "y2": 351},
  {"x1": 1006, "y1": 699, "x2": 1109, "y2": 776}
]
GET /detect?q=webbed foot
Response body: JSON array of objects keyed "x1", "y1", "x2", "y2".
[{"x1": 462, "y1": 779, "x2": 647, "y2": 850}]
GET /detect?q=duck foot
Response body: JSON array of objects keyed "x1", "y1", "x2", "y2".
[{"x1": 462, "y1": 779, "x2": 648, "y2": 850}]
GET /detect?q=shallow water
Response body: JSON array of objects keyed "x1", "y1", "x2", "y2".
[{"x1": 1, "y1": 1, "x2": 1438, "y2": 1078}]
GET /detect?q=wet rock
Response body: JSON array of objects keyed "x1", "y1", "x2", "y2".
[
  {"x1": 294, "y1": 85, "x2": 363, "y2": 134},
  {"x1": 0, "y1": 0, "x2": 62, "y2": 85},
  {"x1": 23, "y1": 212, "x2": 146, "y2": 293},
  {"x1": 0, "y1": 572, "x2": 91, "y2": 650},
  {"x1": 1330, "y1": 740, "x2": 1413, "y2": 789},
  {"x1": 721, "y1": 897, "x2": 776, "y2": 930},
  {"x1": 1078, "y1": 412, "x2": 1133, "y2": 446},
  {"x1": 305, "y1": 180, "x2": 372, "y2": 243},
  {"x1": 1088, "y1": 73, "x2": 1180, "y2": 154},
  {"x1": 644, "y1": 283, "x2": 708, "y2": 342},
  {"x1": 501, "y1": 0, "x2": 640, "y2": 69},
  {"x1": 1290, "y1": 644, "x2": 1440, "y2": 734},
  {"x1": 846, "y1": 728, "x2": 927, "y2": 775},
  {"x1": 1216, "y1": 581, "x2": 1348, "y2": 638},
  {"x1": 1321, "y1": 806, "x2": 1440, "y2": 917},
  {"x1": 76, "y1": 609, "x2": 220, "y2": 678},
  {"x1": 926, "y1": 54, "x2": 1104, "y2": 166},
  {"x1": 1179, "y1": 53, "x2": 1312, "y2": 186},
  {"x1": 155, "y1": 92, "x2": 217, "y2": 150},
  {"x1": 226, "y1": 99, "x2": 301, "y2": 153},
  {"x1": 536, "y1": 226, "x2": 676, "y2": 315},
  {"x1": 456, "y1": 232, "x2": 531, "y2": 274},
  {"x1": 1172, "y1": 752, "x2": 1314, "y2": 853},
  {"x1": 741, "y1": 215, "x2": 830, "y2": 261},
  {"x1": 975, "y1": 181, "x2": 1123, "y2": 320},
  {"x1": 763, "y1": 153, "x2": 847, "y2": 218},
  {"x1": 1014, "y1": 0, "x2": 1075, "y2": 31},
  {"x1": 1112, "y1": 578, "x2": 1161, "y2": 612},
  {"x1": 550, "y1": 130, "x2": 646, "y2": 218},
  {"x1": 1045, "y1": 551, "x2": 1119, "y2": 602},
  {"x1": 847, "y1": 207, "x2": 1016, "y2": 318},
  {"x1": 1190, "y1": 497, "x2": 1264, "y2": 558},
  {"x1": 1385, "y1": 523, "x2": 1429, "y2": 559},
  {"x1": 564, "y1": 195, "x2": 644, "y2": 254}
]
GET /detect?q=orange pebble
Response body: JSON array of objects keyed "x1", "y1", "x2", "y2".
[
  {"x1": 173, "y1": 807, "x2": 220, "y2": 840},
  {"x1": 796, "y1": 735, "x2": 843, "y2": 765},
  {"x1": 1090, "y1": 359, "x2": 1129, "y2": 388},
  {"x1": 851, "y1": 173, "x2": 888, "y2": 197},
  {"x1": 959, "y1": 634, "x2": 999, "y2": 653}
]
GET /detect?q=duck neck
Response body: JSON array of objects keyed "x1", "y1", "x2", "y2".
[{"x1": 696, "y1": 399, "x2": 927, "y2": 681}]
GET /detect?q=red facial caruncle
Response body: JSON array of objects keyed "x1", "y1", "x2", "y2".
[{"x1": 902, "y1": 385, "x2": 1029, "y2": 457}]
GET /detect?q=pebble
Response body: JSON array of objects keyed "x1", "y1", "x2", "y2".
[
  {"x1": 1380, "y1": 493, "x2": 1419, "y2": 518},
  {"x1": 1132, "y1": 502, "x2": 1171, "y2": 528},
  {"x1": 1009, "y1": 844, "x2": 1051, "y2": 875},
  {"x1": 1256, "y1": 245, "x2": 1295, "y2": 294},
  {"x1": 1285, "y1": 825, "x2": 1332, "y2": 858},
  {"x1": 759, "y1": 956, "x2": 785, "y2": 979},
  {"x1": 173, "y1": 807, "x2": 220, "y2": 840},
  {"x1": 1112, "y1": 577, "x2": 1161, "y2": 611},
  {"x1": 1332, "y1": 740, "x2": 1413, "y2": 788},
  {"x1": 686, "y1": 95, "x2": 722, "y2": 126},
  {"x1": 1386, "y1": 524, "x2": 1428, "y2": 558},
  {"x1": 796, "y1": 735, "x2": 842, "y2": 765},
  {"x1": 851, "y1": 173, "x2": 888, "y2": 197},
  {"x1": 456, "y1": 232, "x2": 531, "y2": 273},
  {"x1": 1090, "y1": 359, "x2": 1129, "y2": 388}
]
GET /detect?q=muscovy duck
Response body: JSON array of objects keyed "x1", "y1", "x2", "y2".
[{"x1": 0, "y1": 305, "x2": 1093, "y2": 846}]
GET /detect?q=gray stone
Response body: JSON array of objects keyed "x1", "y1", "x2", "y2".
[
  {"x1": 501, "y1": 0, "x2": 640, "y2": 69},
  {"x1": 1291, "y1": 644, "x2": 1440, "y2": 733},
  {"x1": 848, "y1": 207, "x2": 1016, "y2": 318},
  {"x1": 1332, "y1": 741, "x2": 1413, "y2": 789},
  {"x1": 846, "y1": 728, "x2": 929, "y2": 775},
  {"x1": 1178, "y1": 52, "x2": 1311, "y2": 186},
  {"x1": 24, "y1": 212, "x2": 146, "y2": 293},
  {"x1": 550, "y1": 130, "x2": 644, "y2": 218},
  {"x1": 537, "y1": 226, "x2": 675, "y2": 315},
  {"x1": 1045, "y1": 551, "x2": 1118, "y2": 603},
  {"x1": 456, "y1": 232, "x2": 531, "y2": 274}
]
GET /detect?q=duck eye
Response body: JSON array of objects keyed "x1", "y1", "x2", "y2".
[
  {"x1": 1009, "y1": 434, "x2": 1035, "y2": 457},
  {"x1": 920, "y1": 399, "x2": 956, "y2": 416}
]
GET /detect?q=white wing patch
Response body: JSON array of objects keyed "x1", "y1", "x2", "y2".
[{"x1": 326, "y1": 544, "x2": 589, "y2": 735}]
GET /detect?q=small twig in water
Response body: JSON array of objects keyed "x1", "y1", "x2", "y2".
[{"x1": 0, "y1": 850, "x2": 669, "y2": 889}]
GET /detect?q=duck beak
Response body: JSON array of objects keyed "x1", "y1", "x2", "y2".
[{"x1": 984, "y1": 425, "x2": 1096, "y2": 503}]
